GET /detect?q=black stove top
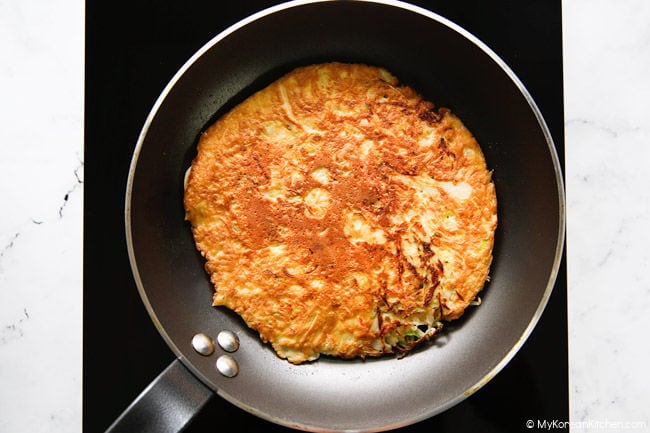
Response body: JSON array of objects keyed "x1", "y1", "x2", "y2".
[{"x1": 84, "y1": 1, "x2": 567, "y2": 431}]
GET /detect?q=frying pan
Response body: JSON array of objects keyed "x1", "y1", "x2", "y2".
[{"x1": 114, "y1": 0, "x2": 565, "y2": 431}]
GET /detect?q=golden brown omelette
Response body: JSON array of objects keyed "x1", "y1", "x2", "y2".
[{"x1": 184, "y1": 63, "x2": 497, "y2": 364}]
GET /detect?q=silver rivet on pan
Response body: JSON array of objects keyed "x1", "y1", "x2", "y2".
[
  {"x1": 216, "y1": 330, "x2": 240, "y2": 352},
  {"x1": 191, "y1": 333, "x2": 215, "y2": 356},
  {"x1": 216, "y1": 355, "x2": 239, "y2": 377}
]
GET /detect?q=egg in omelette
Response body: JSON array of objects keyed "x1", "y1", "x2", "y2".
[{"x1": 184, "y1": 62, "x2": 497, "y2": 364}]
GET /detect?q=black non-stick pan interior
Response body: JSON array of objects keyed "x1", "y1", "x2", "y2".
[{"x1": 126, "y1": 1, "x2": 564, "y2": 431}]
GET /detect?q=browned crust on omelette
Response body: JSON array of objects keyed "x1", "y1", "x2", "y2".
[{"x1": 184, "y1": 62, "x2": 497, "y2": 363}]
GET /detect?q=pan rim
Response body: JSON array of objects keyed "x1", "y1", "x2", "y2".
[{"x1": 124, "y1": 0, "x2": 566, "y2": 431}]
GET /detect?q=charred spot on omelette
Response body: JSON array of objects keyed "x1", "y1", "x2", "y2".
[{"x1": 184, "y1": 63, "x2": 497, "y2": 364}]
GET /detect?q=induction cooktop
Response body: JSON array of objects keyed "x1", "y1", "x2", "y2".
[{"x1": 84, "y1": 1, "x2": 567, "y2": 431}]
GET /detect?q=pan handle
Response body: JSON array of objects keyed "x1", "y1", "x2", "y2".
[{"x1": 106, "y1": 358, "x2": 214, "y2": 433}]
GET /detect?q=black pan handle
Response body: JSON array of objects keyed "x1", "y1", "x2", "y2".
[{"x1": 106, "y1": 358, "x2": 214, "y2": 433}]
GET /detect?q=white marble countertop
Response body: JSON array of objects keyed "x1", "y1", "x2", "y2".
[
  {"x1": 1, "y1": 0, "x2": 649, "y2": 431},
  {"x1": 563, "y1": 1, "x2": 650, "y2": 430}
]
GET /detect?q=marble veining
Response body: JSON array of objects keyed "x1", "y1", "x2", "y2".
[
  {"x1": 0, "y1": 307, "x2": 29, "y2": 346},
  {"x1": 58, "y1": 158, "x2": 84, "y2": 218},
  {"x1": 0, "y1": 233, "x2": 20, "y2": 265},
  {"x1": 0, "y1": 0, "x2": 84, "y2": 432},
  {"x1": 565, "y1": 0, "x2": 650, "y2": 429}
]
